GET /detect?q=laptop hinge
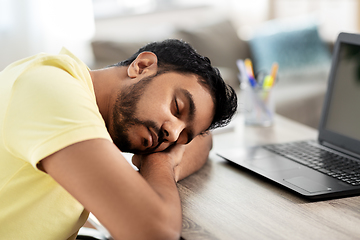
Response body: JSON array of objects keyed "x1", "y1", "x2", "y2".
[{"x1": 322, "y1": 141, "x2": 360, "y2": 161}]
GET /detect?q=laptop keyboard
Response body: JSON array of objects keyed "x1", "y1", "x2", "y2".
[{"x1": 263, "y1": 140, "x2": 360, "y2": 186}]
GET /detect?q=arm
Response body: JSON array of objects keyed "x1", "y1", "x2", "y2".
[
  {"x1": 133, "y1": 132, "x2": 213, "y2": 182},
  {"x1": 41, "y1": 139, "x2": 182, "y2": 240},
  {"x1": 174, "y1": 132, "x2": 212, "y2": 182}
]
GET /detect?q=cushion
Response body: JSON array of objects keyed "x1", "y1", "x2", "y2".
[
  {"x1": 249, "y1": 16, "x2": 331, "y2": 80},
  {"x1": 91, "y1": 40, "x2": 147, "y2": 64},
  {"x1": 172, "y1": 20, "x2": 250, "y2": 72}
]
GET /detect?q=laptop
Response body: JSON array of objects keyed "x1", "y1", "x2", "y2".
[{"x1": 217, "y1": 32, "x2": 360, "y2": 200}]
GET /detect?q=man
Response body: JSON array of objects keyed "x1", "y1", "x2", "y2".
[{"x1": 0, "y1": 39, "x2": 237, "y2": 239}]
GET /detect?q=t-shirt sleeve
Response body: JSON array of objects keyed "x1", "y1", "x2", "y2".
[{"x1": 3, "y1": 65, "x2": 112, "y2": 169}]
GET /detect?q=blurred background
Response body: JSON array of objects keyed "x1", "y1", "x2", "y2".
[
  {"x1": 1, "y1": 0, "x2": 359, "y2": 128},
  {"x1": 1, "y1": 0, "x2": 358, "y2": 69}
]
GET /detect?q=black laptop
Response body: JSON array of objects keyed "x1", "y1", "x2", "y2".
[{"x1": 217, "y1": 32, "x2": 360, "y2": 200}]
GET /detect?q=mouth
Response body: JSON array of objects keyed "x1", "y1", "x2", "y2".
[{"x1": 147, "y1": 127, "x2": 159, "y2": 148}]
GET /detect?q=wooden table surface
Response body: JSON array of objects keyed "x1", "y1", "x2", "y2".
[{"x1": 178, "y1": 114, "x2": 360, "y2": 240}]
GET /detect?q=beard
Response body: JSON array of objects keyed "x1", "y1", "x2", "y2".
[{"x1": 111, "y1": 74, "x2": 164, "y2": 154}]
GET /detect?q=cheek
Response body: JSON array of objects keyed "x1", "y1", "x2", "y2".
[{"x1": 135, "y1": 93, "x2": 170, "y2": 120}]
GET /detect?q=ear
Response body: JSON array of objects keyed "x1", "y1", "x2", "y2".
[{"x1": 127, "y1": 52, "x2": 158, "y2": 78}]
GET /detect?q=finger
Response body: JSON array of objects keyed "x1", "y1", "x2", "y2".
[
  {"x1": 132, "y1": 155, "x2": 141, "y2": 169},
  {"x1": 167, "y1": 144, "x2": 185, "y2": 166}
]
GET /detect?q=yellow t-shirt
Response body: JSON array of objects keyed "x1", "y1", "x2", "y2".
[{"x1": 0, "y1": 48, "x2": 112, "y2": 239}]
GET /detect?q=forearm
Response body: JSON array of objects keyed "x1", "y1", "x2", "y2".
[
  {"x1": 138, "y1": 153, "x2": 183, "y2": 237},
  {"x1": 42, "y1": 139, "x2": 182, "y2": 240},
  {"x1": 174, "y1": 132, "x2": 213, "y2": 182}
]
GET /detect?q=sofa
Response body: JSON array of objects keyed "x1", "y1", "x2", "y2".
[{"x1": 91, "y1": 17, "x2": 332, "y2": 129}]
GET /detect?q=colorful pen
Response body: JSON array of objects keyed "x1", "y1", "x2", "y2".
[
  {"x1": 270, "y1": 62, "x2": 278, "y2": 83},
  {"x1": 263, "y1": 62, "x2": 278, "y2": 89},
  {"x1": 262, "y1": 75, "x2": 274, "y2": 89},
  {"x1": 244, "y1": 59, "x2": 257, "y2": 88},
  {"x1": 244, "y1": 59, "x2": 255, "y2": 78},
  {"x1": 237, "y1": 59, "x2": 257, "y2": 88}
]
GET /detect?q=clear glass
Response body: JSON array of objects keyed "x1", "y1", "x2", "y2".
[{"x1": 243, "y1": 86, "x2": 275, "y2": 127}]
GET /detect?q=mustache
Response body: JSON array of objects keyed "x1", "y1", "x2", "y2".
[{"x1": 140, "y1": 119, "x2": 165, "y2": 151}]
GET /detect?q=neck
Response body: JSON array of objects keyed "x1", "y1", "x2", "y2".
[{"x1": 89, "y1": 66, "x2": 128, "y2": 127}]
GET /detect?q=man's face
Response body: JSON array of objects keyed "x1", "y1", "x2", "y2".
[{"x1": 110, "y1": 71, "x2": 215, "y2": 154}]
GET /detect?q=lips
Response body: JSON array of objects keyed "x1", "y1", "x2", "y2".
[{"x1": 147, "y1": 127, "x2": 159, "y2": 148}]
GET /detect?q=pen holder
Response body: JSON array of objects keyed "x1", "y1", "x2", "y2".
[{"x1": 243, "y1": 86, "x2": 275, "y2": 127}]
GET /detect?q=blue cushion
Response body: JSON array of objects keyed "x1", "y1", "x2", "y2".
[{"x1": 249, "y1": 19, "x2": 331, "y2": 74}]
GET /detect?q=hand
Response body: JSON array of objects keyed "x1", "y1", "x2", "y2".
[{"x1": 132, "y1": 144, "x2": 186, "y2": 175}]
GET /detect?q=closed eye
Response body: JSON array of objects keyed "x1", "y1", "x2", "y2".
[{"x1": 175, "y1": 98, "x2": 180, "y2": 115}]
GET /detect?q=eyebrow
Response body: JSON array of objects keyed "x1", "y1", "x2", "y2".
[{"x1": 180, "y1": 89, "x2": 195, "y2": 143}]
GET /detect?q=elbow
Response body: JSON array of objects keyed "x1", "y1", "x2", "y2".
[
  {"x1": 145, "y1": 205, "x2": 182, "y2": 240},
  {"x1": 111, "y1": 223, "x2": 181, "y2": 240},
  {"x1": 148, "y1": 208, "x2": 182, "y2": 240},
  {"x1": 148, "y1": 227, "x2": 182, "y2": 240},
  {"x1": 110, "y1": 207, "x2": 182, "y2": 240}
]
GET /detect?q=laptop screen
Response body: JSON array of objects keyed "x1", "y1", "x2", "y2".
[
  {"x1": 319, "y1": 33, "x2": 360, "y2": 156},
  {"x1": 325, "y1": 42, "x2": 360, "y2": 141}
]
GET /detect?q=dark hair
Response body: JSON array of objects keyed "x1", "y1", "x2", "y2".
[{"x1": 112, "y1": 39, "x2": 237, "y2": 130}]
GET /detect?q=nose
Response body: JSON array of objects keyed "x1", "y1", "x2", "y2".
[{"x1": 161, "y1": 119, "x2": 188, "y2": 145}]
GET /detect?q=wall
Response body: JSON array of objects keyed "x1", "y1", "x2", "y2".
[
  {"x1": 1, "y1": 0, "x2": 359, "y2": 71},
  {"x1": 0, "y1": 0, "x2": 95, "y2": 70}
]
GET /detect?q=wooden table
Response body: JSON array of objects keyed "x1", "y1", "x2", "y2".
[{"x1": 178, "y1": 114, "x2": 360, "y2": 240}]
